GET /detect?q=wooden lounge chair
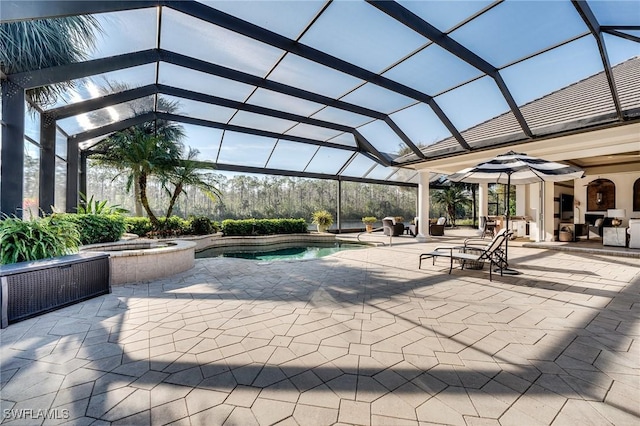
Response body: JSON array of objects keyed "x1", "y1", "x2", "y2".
[{"x1": 418, "y1": 229, "x2": 512, "y2": 281}]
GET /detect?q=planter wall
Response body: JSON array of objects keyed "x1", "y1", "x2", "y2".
[{"x1": 0, "y1": 253, "x2": 110, "y2": 328}]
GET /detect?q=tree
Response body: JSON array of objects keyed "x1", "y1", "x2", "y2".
[
  {"x1": 0, "y1": 16, "x2": 101, "y2": 107},
  {"x1": 91, "y1": 128, "x2": 182, "y2": 227},
  {"x1": 89, "y1": 86, "x2": 185, "y2": 215},
  {"x1": 431, "y1": 184, "x2": 470, "y2": 227},
  {"x1": 161, "y1": 148, "x2": 222, "y2": 220}
]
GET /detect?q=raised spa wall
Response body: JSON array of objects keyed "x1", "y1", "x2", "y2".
[{"x1": 81, "y1": 239, "x2": 196, "y2": 285}]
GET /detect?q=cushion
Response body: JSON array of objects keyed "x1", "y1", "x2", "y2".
[
  {"x1": 594, "y1": 218, "x2": 604, "y2": 227},
  {"x1": 436, "y1": 217, "x2": 446, "y2": 225}
]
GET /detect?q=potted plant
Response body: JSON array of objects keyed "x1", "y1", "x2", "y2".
[
  {"x1": 312, "y1": 210, "x2": 333, "y2": 233},
  {"x1": 362, "y1": 216, "x2": 377, "y2": 233}
]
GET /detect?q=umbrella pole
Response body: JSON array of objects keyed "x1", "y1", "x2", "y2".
[{"x1": 498, "y1": 173, "x2": 520, "y2": 275}]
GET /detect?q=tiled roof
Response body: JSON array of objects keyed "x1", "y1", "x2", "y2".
[{"x1": 407, "y1": 56, "x2": 640, "y2": 162}]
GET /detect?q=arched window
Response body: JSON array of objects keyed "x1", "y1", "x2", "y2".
[
  {"x1": 634, "y1": 178, "x2": 640, "y2": 212},
  {"x1": 587, "y1": 179, "x2": 615, "y2": 211}
]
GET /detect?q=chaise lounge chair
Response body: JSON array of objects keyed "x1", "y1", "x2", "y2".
[{"x1": 418, "y1": 229, "x2": 512, "y2": 281}]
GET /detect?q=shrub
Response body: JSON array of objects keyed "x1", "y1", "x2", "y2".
[
  {"x1": 55, "y1": 213, "x2": 127, "y2": 245},
  {"x1": 157, "y1": 216, "x2": 189, "y2": 236},
  {"x1": 362, "y1": 216, "x2": 377, "y2": 224},
  {"x1": 125, "y1": 217, "x2": 153, "y2": 237},
  {"x1": 311, "y1": 210, "x2": 333, "y2": 227},
  {"x1": 188, "y1": 216, "x2": 216, "y2": 235},
  {"x1": 77, "y1": 194, "x2": 128, "y2": 215},
  {"x1": 0, "y1": 216, "x2": 80, "y2": 265},
  {"x1": 221, "y1": 218, "x2": 307, "y2": 236}
]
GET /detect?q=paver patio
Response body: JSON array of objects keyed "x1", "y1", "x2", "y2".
[{"x1": 1, "y1": 232, "x2": 639, "y2": 425}]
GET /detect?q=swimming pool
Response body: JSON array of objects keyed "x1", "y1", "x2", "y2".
[{"x1": 195, "y1": 241, "x2": 368, "y2": 261}]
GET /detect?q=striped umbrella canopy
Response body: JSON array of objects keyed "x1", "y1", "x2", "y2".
[
  {"x1": 447, "y1": 151, "x2": 584, "y2": 185},
  {"x1": 448, "y1": 151, "x2": 584, "y2": 273}
]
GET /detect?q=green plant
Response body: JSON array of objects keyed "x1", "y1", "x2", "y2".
[
  {"x1": 77, "y1": 193, "x2": 128, "y2": 215},
  {"x1": 91, "y1": 128, "x2": 183, "y2": 225},
  {"x1": 0, "y1": 216, "x2": 80, "y2": 265},
  {"x1": 311, "y1": 210, "x2": 333, "y2": 227},
  {"x1": 156, "y1": 216, "x2": 189, "y2": 236},
  {"x1": 221, "y1": 218, "x2": 307, "y2": 236},
  {"x1": 55, "y1": 213, "x2": 126, "y2": 245},
  {"x1": 0, "y1": 16, "x2": 101, "y2": 107},
  {"x1": 362, "y1": 216, "x2": 377, "y2": 224},
  {"x1": 188, "y1": 216, "x2": 216, "y2": 235},
  {"x1": 125, "y1": 216, "x2": 153, "y2": 237},
  {"x1": 161, "y1": 148, "x2": 222, "y2": 220}
]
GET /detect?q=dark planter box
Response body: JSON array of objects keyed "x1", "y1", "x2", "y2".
[{"x1": 0, "y1": 253, "x2": 110, "y2": 328}]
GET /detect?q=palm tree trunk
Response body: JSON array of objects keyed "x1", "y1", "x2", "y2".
[
  {"x1": 133, "y1": 178, "x2": 143, "y2": 217},
  {"x1": 165, "y1": 183, "x2": 183, "y2": 220},
  {"x1": 138, "y1": 172, "x2": 159, "y2": 227}
]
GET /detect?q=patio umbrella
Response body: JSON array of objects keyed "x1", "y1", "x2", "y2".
[{"x1": 448, "y1": 151, "x2": 584, "y2": 273}]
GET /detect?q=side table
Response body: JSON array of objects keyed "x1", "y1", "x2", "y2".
[{"x1": 603, "y1": 227, "x2": 627, "y2": 247}]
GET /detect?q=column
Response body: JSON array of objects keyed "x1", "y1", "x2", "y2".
[
  {"x1": 516, "y1": 185, "x2": 526, "y2": 216},
  {"x1": 542, "y1": 180, "x2": 555, "y2": 242},
  {"x1": 39, "y1": 114, "x2": 56, "y2": 215},
  {"x1": 79, "y1": 150, "x2": 88, "y2": 207},
  {"x1": 336, "y1": 179, "x2": 342, "y2": 233},
  {"x1": 416, "y1": 170, "x2": 430, "y2": 242},
  {"x1": 66, "y1": 138, "x2": 79, "y2": 212},
  {"x1": 478, "y1": 182, "x2": 488, "y2": 232},
  {"x1": 1, "y1": 80, "x2": 25, "y2": 218}
]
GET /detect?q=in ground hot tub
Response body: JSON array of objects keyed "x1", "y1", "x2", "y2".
[{"x1": 81, "y1": 239, "x2": 196, "y2": 285}]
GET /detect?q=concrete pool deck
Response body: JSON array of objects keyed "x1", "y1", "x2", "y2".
[{"x1": 1, "y1": 229, "x2": 638, "y2": 425}]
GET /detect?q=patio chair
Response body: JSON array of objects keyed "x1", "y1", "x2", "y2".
[
  {"x1": 382, "y1": 217, "x2": 404, "y2": 237},
  {"x1": 480, "y1": 216, "x2": 496, "y2": 239},
  {"x1": 418, "y1": 228, "x2": 512, "y2": 281},
  {"x1": 429, "y1": 217, "x2": 447, "y2": 236},
  {"x1": 408, "y1": 217, "x2": 419, "y2": 237}
]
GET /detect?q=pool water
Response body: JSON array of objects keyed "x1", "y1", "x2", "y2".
[{"x1": 196, "y1": 242, "x2": 367, "y2": 261}]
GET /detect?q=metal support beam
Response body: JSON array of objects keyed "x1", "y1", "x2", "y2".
[
  {"x1": 79, "y1": 151, "x2": 88, "y2": 208},
  {"x1": 572, "y1": 0, "x2": 624, "y2": 120},
  {"x1": 1, "y1": 80, "x2": 25, "y2": 218},
  {"x1": 8, "y1": 49, "x2": 160, "y2": 89},
  {"x1": 353, "y1": 130, "x2": 392, "y2": 167},
  {"x1": 72, "y1": 112, "x2": 156, "y2": 143},
  {"x1": 169, "y1": 1, "x2": 432, "y2": 104},
  {"x1": 198, "y1": 162, "x2": 418, "y2": 188},
  {"x1": 66, "y1": 138, "x2": 79, "y2": 212},
  {"x1": 47, "y1": 85, "x2": 158, "y2": 120},
  {"x1": 0, "y1": 0, "x2": 160, "y2": 23},
  {"x1": 39, "y1": 115, "x2": 56, "y2": 215},
  {"x1": 602, "y1": 29, "x2": 640, "y2": 44},
  {"x1": 337, "y1": 179, "x2": 342, "y2": 233},
  {"x1": 367, "y1": 0, "x2": 533, "y2": 138},
  {"x1": 159, "y1": 50, "x2": 387, "y2": 120},
  {"x1": 165, "y1": 1, "x2": 466, "y2": 148},
  {"x1": 158, "y1": 85, "x2": 353, "y2": 133},
  {"x1": 155, "y1": 112, "x2": 359, "y2": 153},
  {"x1": 384, "y1": 117, "x2": 426, "y2": 158}
]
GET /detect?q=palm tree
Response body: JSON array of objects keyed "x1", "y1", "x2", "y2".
[
  {"x1": 431, "y1": 184, "x2": 470, "y2": 227},
  {"x1": 90, "y1": 83, "x2": 186, "y2": 215},
  {"x1": 0, "y1": 16, "x2": 101, "y2": 107},
  {"x1": 161, "y1": 148, "x2": 222, "y2": 220},
  {"x1": 91, "y1": 128, "x2": 182, "y2": 227}
]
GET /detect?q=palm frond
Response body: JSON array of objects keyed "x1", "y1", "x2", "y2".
[{"x1": 0, "y1": 16, "x2": 102, "y2": 107}]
